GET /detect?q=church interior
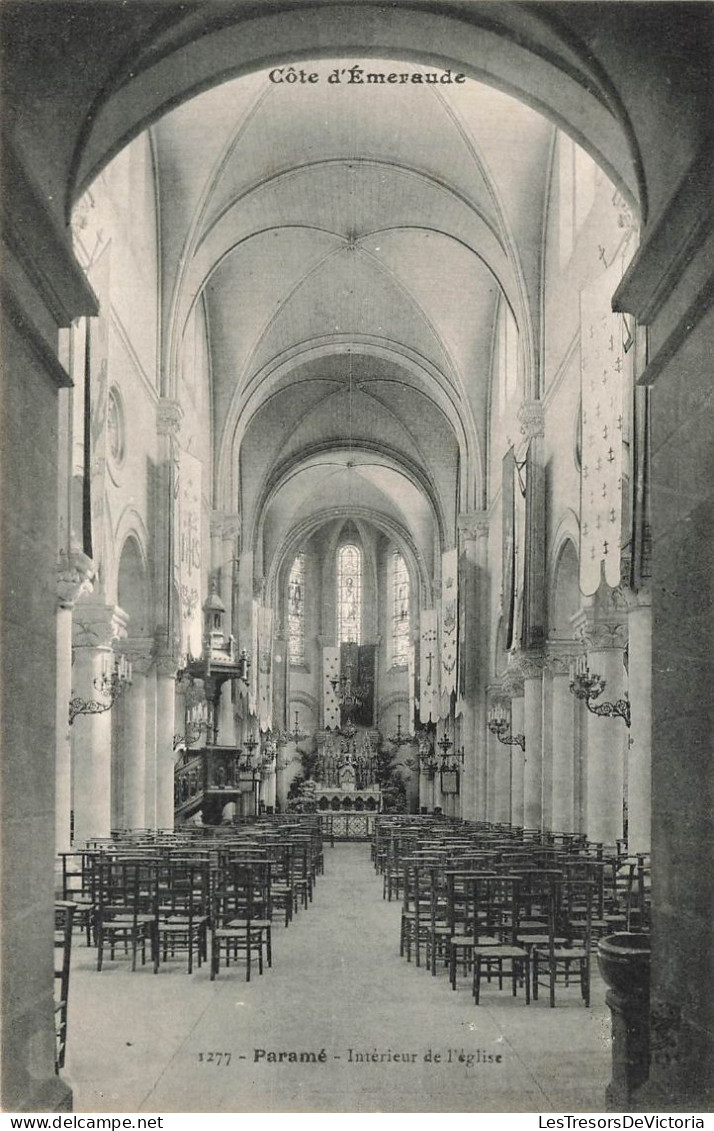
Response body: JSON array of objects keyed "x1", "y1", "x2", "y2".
[{"x1": 1, "y1": 0, "x2": 712, "y2": 1115}]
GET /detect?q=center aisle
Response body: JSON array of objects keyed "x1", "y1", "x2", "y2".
[{"x1": 68, "y1": 843, "x2": 611, "y2": 1113}]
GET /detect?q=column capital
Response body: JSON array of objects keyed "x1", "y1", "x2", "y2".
[
  {"x1": 572, "y1": 609, "x2": 628, "y2": 652},
  {"x1": 614, "y1": 583, "x2": 652, "y2": 611},
  {"x1": 518, "y1": 399, "x2": 545, "y2": 439},
  {"x1": 117, "y1": 636, "x2": 154, "y2": 676},
  {"x1": 502, "y1": 661, "x2": 525, "y2": 699},
  {"x1": 486, "y1": 682, "x2": 507, "y2": 704},
  {"x1": 509, "y1": 649, "x2": 546, "y2": 681},
  {"x1": 57, "y1": 549, "x2": 96, "y2": 609},
  {"x1": 457, "y1": 511, "x2": 490, "y2": 541},
  {"x1": 72, "y1": 601, "x2": 128, "y2": 649},
  {"x1": 544, "y1": 639, "x2": 583, "y2": 675},
  {"x1": 156, "y1": 398, "x2": 184, "y2": 438},
  {"x1": 154, "y1": 651, "x2": 181, "y2": 678}
]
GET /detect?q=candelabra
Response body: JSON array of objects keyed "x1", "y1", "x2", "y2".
[
  {"x1": 417, "y1": 730, "x2": 439, "y2": 777},
  {"x1": 280, "y1": 710, "x2": 307, "y2": 743},
  {"x1": 173, "y1": 718, "x2": 210, "y2": 751},
  {"x1": 437, "y1": 730, "x2": 453, "y2": 759},
  {"x1": 569, "y1": 657, "x2": 631, "y2": 727},
  {"x1": 488, "y1": 702, "x2": 526, "y2": 751},
  {"x1": 441, "y1": 745, "x2": 466, "y2": 773},
  {"x1": 388, "y1": 714, "x2": 416, "y2": 747},
  {"x1": 69, "y1": 653, "x2": 132, "y2": 725}
]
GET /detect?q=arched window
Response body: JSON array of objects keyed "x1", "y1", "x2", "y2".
[
  {"x1": 391, "y1": 551, "x2": 410, "y2": 667},
  {"x1": 338, "y1": 544, "x2": 361, "y2": 645},
  {"x1": 287, "y1": 553, "x2": 305, "y2": 664}
]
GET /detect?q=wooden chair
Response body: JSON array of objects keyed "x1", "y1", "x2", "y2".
[
  {"x1": 291, "y1": 840, "x2": 313, "y2": 910},
  {"x1": 211, "y1": 860, "x2": 272, "y2": 981},
  {"x1": 95, "y1": 857, "x2": 159, "y2": 973},
  {"x1": 54, "y1": 902, "x2": 75, "y2": 1071},
  {"x1": 472, "y1": 875, "x2": 531, "y2": 1005},
  {"x1": 532, "y1": 876, "x2": 594, "y2": 1007},
  {"x1": 156, "y1": 859, "x2": 209, "y2": 973},
  {"x1": 445, "y1": 869, "x2": 503, "y2": 990},
  {"x1": 58, "y1": 850, "x2": 99, "y2": 945},
  {"x1": 268, "y1": 842, "x2": 296, "y2": 927},
  {"x1": 400, "y1": 859, "x2": 433, "y2": 968}
]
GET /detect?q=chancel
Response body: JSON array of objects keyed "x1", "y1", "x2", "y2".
[{"x1": 1, "y1": 0, "x2": 712, "y2": 1116}]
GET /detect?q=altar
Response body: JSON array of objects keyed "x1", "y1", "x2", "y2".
[{"x1": 312, "y1": 727, "x2": 381, "y2": 821}]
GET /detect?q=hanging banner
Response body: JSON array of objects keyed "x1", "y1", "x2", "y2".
[
  {"x1": 408, "y1": 640, "x2": 416, "y2": 732},
  {"x1": 419, "y1": 608, "x2": 439, "y2": 724},
  {"x1": 175, "y1": 446, "x2": 203, "y2": 662},
  {"x1": 257, "y1": 604, "x2": 273, "y2": 731},
  {"x1": 502, "y1": 448, "x2": 516, "y2": 650},
  {"x1": 580, "y1": 254, "x2": 629, "y2": 596},
  {"x1": 441, "y1": 548, "x2": 458, "y2": 706},
  {"x1": 323, "y1": 647, "x2": 340, "y2": 730},
  {"x1": 249, "y1": 599, "x2": 259, "y2": 717}
]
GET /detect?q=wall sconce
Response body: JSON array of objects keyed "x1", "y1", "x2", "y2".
[
  {"x1": 173, "y1": 697, "x2": 210, "y2": 750},
  {"x1": 69, "y1": 652, "x2": 132, "y2": 725},
  {"x1": 488, "y1": 702, "x2": 526, "y2": 752},
  {"x1": 569, "y1": 656, "x2": 631, "y2": 727},
  {"x1": 238, "y1": 649, "x2": 250, "y2": 684}
]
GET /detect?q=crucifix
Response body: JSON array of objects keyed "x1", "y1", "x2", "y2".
[{"x1": 425, "y1": 650, "x2": 435, "y2": 686}]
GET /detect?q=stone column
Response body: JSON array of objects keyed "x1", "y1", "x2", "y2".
[
  {"x1": 71, "y1": 603, "x2": 127, "y2": 844},
  {"x1": 117, "y1": 640, "x2": 153, "y2": 831},
  {"x1": 574, "y1": 603, "x2": 628, "y2": 846},
  {"x1": 155, "y1": 653, "x2": 179, "y2": 830},
  {"x1": 486, "y1": 684, "x2": 507, "y2": 822},
  {"x1": 517, "y1": 400, "x2": 546, "y2": 656},
  {"x1": 626, "y1": 591, "x2": 652, "y2": 854},
  {"x1": 546, "y1": 647, "x2": 579, "y2": 834},
  {"x1": 517, "y1": 652, "x2": 545, "y2": 830},
  {"x1": 541, "y1": 666, "x2": 554, "y2": 833},
  {"x1": 56, "y1": 550, "x2": 94, "y2": 853},
  {"x1": 144, "y1": 667, "x2": 158, "y2": 829},
  {"x1": 457, "y1": 511, "x2": 490, "y2": 821},
  {"x1": 510, "y1": 693, "x2": 526, "y2": 827}
]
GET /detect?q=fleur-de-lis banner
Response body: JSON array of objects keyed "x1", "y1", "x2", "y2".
[
  {"x1": 419, "y1": 608, "x2": 439, "y2": 723},
  {"x1": 580, "y1": 254, "x2": 630, "y2": 595},
  {"x1": 502, "y1": 447, "x2": 516, "y2": 650},
  {"x1": 257, "y1": 604, "x2": 273, "y2": 731},
  {"x1": 323, "y1": 647, "x2": 340, "y2": 730},
  {"x1": 249, "y1": 599, "x2": 259, "y2": 717},
  {"x1": 175, "y1": 446, "x2": 203, "y2": 661},
  {"x1": 441, "y1": 548, "x2": 458, "y2": 705},
  {"x1": 408, "y1": 640, "x2": 416, "y2": 731}
]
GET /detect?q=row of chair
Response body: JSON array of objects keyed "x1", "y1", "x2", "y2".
[
  {"x1": 58, "y1": 819, "x2": 325, "y2": 981},
  {"x1": 373, "y1": 815, "x2": 650, "y2": 1009}
]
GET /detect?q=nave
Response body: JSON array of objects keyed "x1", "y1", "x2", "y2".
[{"x1": 63, "y1": 842, "x2": 610, "y2": 1114}]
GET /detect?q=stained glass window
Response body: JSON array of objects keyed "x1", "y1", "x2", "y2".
[
  {"x1": 391, "y1": 551, "x2": 410, "y2": 666},
  {"x1": 287, "y1": 553, "x2": 305, "y2": 664},
  {"x1": 338, "y1": 544, "x2": 361, "y2": 645}
]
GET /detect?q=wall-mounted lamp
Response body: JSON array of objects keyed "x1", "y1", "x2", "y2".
[
  {"x1": 69, "y1": 653, "x2": 132, "y2": 725},
  {"x1": 569, "y1": 656, "x2": 631, "y2": 727}
]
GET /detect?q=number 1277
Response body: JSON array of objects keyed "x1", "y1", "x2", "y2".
[{"x1": 198, "y1": 1052, "x2": 232, "y2": 1066}]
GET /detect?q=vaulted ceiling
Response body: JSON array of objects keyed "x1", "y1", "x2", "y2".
[{"x1": 149, "y1": 59, "x2": 555, "y2": 579}]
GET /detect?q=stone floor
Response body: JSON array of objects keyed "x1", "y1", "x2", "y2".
[{"x1": 62, "y1": 843, "x2": 612, "y2": 1113}]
